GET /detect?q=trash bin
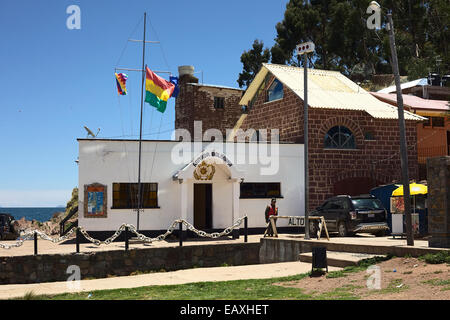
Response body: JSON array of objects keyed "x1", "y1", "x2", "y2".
[{"x1": 312, "y1": 247, "x2": 328, "y2": 273}]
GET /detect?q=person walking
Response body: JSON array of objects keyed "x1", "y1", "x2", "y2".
[{"x1": 264, "y1": 198, "x2": 278, "y2": 237}]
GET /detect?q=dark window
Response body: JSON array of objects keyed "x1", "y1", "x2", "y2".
[
  {"x1": 112, "y1": 183, "x2": 158, "y2": 209},
  {"x1": 364, "y1": 131, "x2": 375, "y2": 140},
  {"x1": 240, "y1": 183, "x2": 281, "y2": 198},
  {"x1": 324, "y1": 126, "x2": 356, "y2": 149},
  {"x1": 423, "y1": 117, "x2": 431, "y2": 127},
  {"x1": 266, "y1": 79, "x2": 284, "y2": 102},
  {"x1": 322, "y1": 200, "x2": 340, "y2": 210},
  {"x1": 351, "y1": 198, "x2": 384, "y2": 210},
  {"x1": 214, "y1": 97, "x2": 224, "y2": 109},
  {"x1": 432, "y1": 117, "x2": 444, "y2": 127}
]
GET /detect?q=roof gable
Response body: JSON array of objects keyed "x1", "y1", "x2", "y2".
[{"x1": 239, "y1": 63, "x2": 425, "y2": 121}]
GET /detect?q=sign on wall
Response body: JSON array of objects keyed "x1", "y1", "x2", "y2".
[{"x1": 84, "y1": 183, "x2": 107, "y2": 218}]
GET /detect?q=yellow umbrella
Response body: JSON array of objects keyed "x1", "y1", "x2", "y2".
[{"x1": 392, "y1": 183, "x2": 427, "y2": 196}]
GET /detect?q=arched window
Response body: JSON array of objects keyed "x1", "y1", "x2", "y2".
[
  {"x1": 324, "y1": 126, "x2": 356, "y2": 149},
  {"x1": 266, "y1": 79, "x2": 283, "y2": 102}
]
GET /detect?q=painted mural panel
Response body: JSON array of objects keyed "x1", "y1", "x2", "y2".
[{"x1": 84, "y1": 183, "x2": 107, "y2": 218}]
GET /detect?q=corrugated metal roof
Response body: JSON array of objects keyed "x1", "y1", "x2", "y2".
[
  {"x1": 239, "y1": 63, "x2": 425, "y2": 121},
  {"x1": 377, "y1": 78, "x2": 428, "y2": 94},
  {"x1": 371, "y1": 92, "x2": 450, "y2": 112}
]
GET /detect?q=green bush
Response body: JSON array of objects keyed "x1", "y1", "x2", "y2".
[{"x1": 419, "y1": 251, "x2": 450, "y2": 264}]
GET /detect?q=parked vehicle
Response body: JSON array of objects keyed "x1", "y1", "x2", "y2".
[
  {"x1": 309, "y1": 195, "x2": 389, "y2": 237},
  {"x1": 0, "y1": 213, "x2": 19, "y2": 240}
]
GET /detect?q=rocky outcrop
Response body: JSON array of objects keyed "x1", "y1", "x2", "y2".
[
  {"x1": 14, "y1": 187, "x2": 79, "y2": 236},
  {"x1": 14, "y1": 212, "x2": 65, "y2": 235}
]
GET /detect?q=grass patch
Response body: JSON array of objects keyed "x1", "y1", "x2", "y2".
[
  {"x1": 314, "y1": 285, "x2": 360, "y2": 300},
  {"x1": 382, "y1": 279, "x2": 408, "y2": 294},
  {"x1": 15, "y1": 273, "x2": 321, "y2": 300},
  {"x1": 21, "y1": 291, "x2": 42, "y2": 300},
  {"x1": 365, "y1": 278, "x2": 408, "y2": 296},
  {"x1": 422, "y1": 279, "x2": 450, "y2": 287},
  {"x1": 419, "y1": 251, "x2": 450, "y2": 264}
]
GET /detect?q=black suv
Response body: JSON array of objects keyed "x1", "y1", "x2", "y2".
[
  {"x1": 0, "y1": 213, "x2": 19, "y2": 240},
  {"x1": 309, "y1": 195, "x2": 389, "y2": 237}
]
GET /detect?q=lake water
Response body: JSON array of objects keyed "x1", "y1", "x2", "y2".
[{"x1": 0, "y1": 207, "x2": 65, "y2": 222}]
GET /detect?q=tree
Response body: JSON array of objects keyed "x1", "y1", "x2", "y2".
[
  {"x1": 238, "y1": 0, "x2": 449, "y2": 83},
  {"x1": 237, "y1": 40, "x2": 271, "y2": 88}
]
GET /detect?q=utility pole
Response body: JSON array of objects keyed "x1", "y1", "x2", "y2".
[
  {"x1": 296, "y1": 42, "x2": 315, "y2": 240},
  {"x1": 387, "y1": 13, "x2": 414, "y2": 246}
]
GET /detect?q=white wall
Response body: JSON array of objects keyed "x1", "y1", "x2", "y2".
[{"x1": 78, "y1": 140, "x2": 304, "y2": 231}]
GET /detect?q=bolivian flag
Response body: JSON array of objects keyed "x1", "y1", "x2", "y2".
[{"x1": 145, "y1": 66, "x2": 175, "y2": 113}]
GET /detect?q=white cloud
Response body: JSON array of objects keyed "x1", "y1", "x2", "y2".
[{"x1": 0, "y1": 190, "x2": 73, "y2": 207}]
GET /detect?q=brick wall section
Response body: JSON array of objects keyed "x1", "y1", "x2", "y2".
[
  {"x1": 240, "y1": 74, "x2": 420, "y2": 210},
  {"x1": 427, "y1": 156, "x2": 450, "y2": 248},
  {"x1": 175, "y1": 75, "x2": 244, "y2": 139}
]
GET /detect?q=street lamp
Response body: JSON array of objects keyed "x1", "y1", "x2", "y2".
[
  {"x1": 367, "y1": 3, "x2": 414, "y2": 246},
  {"x1": 296, "y1": 41, "x2": 315, "y2": 240}
]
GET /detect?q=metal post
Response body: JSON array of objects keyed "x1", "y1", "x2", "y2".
[
  {"x1": 125, "y1": 226, "x2": 129, "y2": 251},
  {"x1": 387, "y1": 13, "x2": 414, "y2": 246},
  {"x1": 303, "y1": 53, "x2": 310, "y2": 240},
  {"x1": 137, "y1": 12, "x2": 147, "y2": 232},
  {"x1": 76, "y1": 228, "x2": 80, "y2": 253},
  {"x1": 244, "y1": 216, "x2": 248, "y2": 243},
  {"x1": 34, "y1": 231, "x2": 38, "y2": 255},
  {"x1": 179, "y1": 222, "x2": 183, "y2": 247}
]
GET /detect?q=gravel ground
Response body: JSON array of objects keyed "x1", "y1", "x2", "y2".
[{"x1": 276, "y1": 257, "x2": 450, "y2": 300}]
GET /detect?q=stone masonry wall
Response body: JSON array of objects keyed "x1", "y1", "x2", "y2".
[
  {"x1": 240, "y1": 74, "x2": 420, "y2": 210},
  {"x1": 0, "y1": 243, "x2": 260, "y2": 285},
  {"x1": 427, "y1": 156, "x2": 450, "y2": 248},
  {"x1": 175, "y1": 81, "x2": 243, "y2": 139}
]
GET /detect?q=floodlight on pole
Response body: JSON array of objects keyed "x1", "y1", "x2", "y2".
[
  {"x1": 296, "y1": 42, "x2": 315, "y2": 56},
  {"x1": 296, "y1": 41, "x2": 315, "y2": 240}
]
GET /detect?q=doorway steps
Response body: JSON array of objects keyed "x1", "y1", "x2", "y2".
[{"x1": 299, "y1": 251, "x2": 383, "y2": 268}]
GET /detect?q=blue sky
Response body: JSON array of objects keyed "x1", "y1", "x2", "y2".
[{"x1": 0, "y1": 0, "x2": 289, "y2": 207}]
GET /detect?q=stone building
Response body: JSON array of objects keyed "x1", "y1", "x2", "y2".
[
  {"x1": 175, "y1": 66, "x2": 244, "y2": 139},
  {"x1": 234, "y1": 64, "x2": 425, "y2": 211}
]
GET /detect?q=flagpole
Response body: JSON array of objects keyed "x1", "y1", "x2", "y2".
[{"x1": 137, "y1": 12, "x2": 147, "y2": 232}]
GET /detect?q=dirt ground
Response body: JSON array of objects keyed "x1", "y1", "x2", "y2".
[{"x1": 276, "y1": 257, "x2": 450, "y2": 300}]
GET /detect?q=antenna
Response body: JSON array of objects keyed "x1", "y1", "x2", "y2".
[{"x1": 84, "y1": 126, "x2": 100, "y2": 138}]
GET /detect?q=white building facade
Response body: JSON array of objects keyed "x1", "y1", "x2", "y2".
[{"x1": 78, "y1": 139, "x2": 304, "y2": 236}]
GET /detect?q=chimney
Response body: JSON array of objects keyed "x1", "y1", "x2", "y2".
[{"x1": 178, "y1": 65, "x2": 198, "y2": 84}]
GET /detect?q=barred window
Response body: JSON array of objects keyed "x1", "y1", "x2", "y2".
[
  {"x1": 112, "y1": 183, "x2": 158, "y2": 209},
  {"x1": 240, "y1": 183, "x2": 281, "y2": 199},
  {"x1": 324, "y1": 126, "x2": 356, "y2": 149},
  {"x1": 214, "y1": 97, "x2": 225, "y2": 109}
]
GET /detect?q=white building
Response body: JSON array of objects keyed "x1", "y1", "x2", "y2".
[{"x1": 78, "y1": 139, "x2": 304, "y2": 237}]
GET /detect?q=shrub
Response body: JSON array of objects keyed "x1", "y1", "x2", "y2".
[{"x1": 419, "y1": 251, "x2": 450, "y2": 264}]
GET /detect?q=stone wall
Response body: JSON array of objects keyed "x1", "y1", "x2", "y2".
[
  {"x1": 175, "y1": 78, "x2": 244, "y2": 139},
  {"x1": 240, "y1": 73, "x2": 420, "y2": 210},
  {"x1": 427, "y1": 156, "x2": 450, "y2": 248},
  {"x1": 0, "y1": 243, "x2": 260, "y2": 285},
  {"x1": 259, "y1": 238, "x2": 450, "y2": 263}
]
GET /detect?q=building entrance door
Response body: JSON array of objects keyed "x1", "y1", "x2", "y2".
[{"x1": 194, "y1": 184, "x2": 212, "y2": 229}]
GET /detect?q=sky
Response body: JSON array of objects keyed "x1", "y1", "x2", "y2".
[{"x1": 0, "y1": 0, "x2": 289, "y2": 207}]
